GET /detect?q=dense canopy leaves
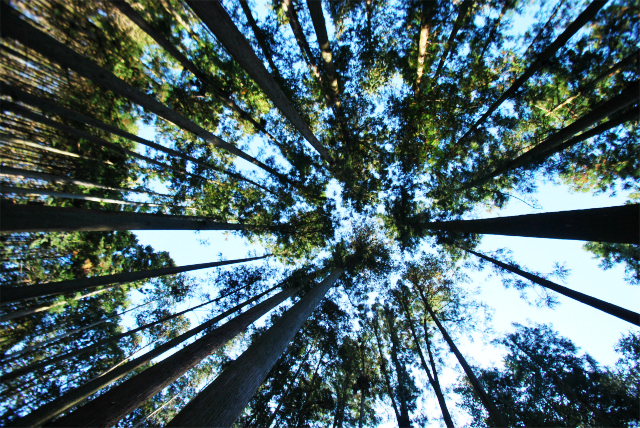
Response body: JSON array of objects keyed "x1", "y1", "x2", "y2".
[{"x1": 1, "y1": 0, "x2": 638, "y2": 426}]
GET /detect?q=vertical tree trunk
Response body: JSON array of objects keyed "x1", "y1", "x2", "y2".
[
  {"x1": 2, "y1": 255, "x2": 269, "y2": 303},
  {"x1": 0, "y1": 201, "x2": 257, "y2": 233},
  {"x1": 110, "y1": 0, "x2": 282, "y2": 148},
  {"x1": 461, "y1": 81, "x2": 639, "y2": 190},
  {"x1": 13, "y1": 284, "x2": 282, "y2": 427},
  {"x1": 458, "y1": 0, "x2": 607, "y2": 142},
  {"x1": 432, "y1": 0, "x2": 473, "y2": 82},
  {"x1": 384, "y1": 307, "x2": 412, "y2": 428},
  {"x1": 306, "y1": 0, "x2": 340, "y2": 106},
  {"x1": 165, "y1": 269, "x2": 344, "y2": 427},
  {"x1": 423, "y1": 204, "x2": 640, "y2": 244},
  {"x1": 466, "y1": 249, "x2": 640, "y2": 325},
  {"x1": 2, "y1": 185, "x2": 161, "y2": 207},
  {"x1": 2, "y1": 280, "x2": 280, "y2": 385},
  {"x1": 45, "y1": 285, "x2": 300, "y2": 427},
  {"x1": 414, "y1": 1, "x2": 435, "y2": 92},
  {"x1": 422, "y1": 299, "x2": 507, "y2": 427},
  {"x1": 237, "y1": 0, "x2": 282, "y2": 80},
  {"x1": 3, "y1": 92, "x2": 274, "y2": 193},
  {"x1": 0, "y1": 165, "x2": 170, "y2": 198},
  {"x1": 185, "y1": 0, "x2": 332, "y2": 164},
  {"x1": 0, "y1": 4, "x2": 289, "y2": 181},
  {"x1": 372, "y1": 315, "x2": 401, "y2": 425},
  {"x1": 398, "y1": 293, "x2": 454, "y2": 427}
]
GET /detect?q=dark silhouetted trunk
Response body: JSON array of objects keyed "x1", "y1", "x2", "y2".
[
  {"x1": 432, "y1": 0, "x2": 472, "y2": 82},
  {"x1": 0, "y1": 201, "x2": 257, "y2": 233},
  {"x1": 423, "y1": 204, "x2": 640, "y2": 244},
  {"x1": 185, "y1": 0, "x2": 332, "y2": 164},
  {"x1": 165, "y1": 269, "x2": 344, "y2": 427},
  {"x1": 0, "y1": 4, "x2": 289, "y2": 181},
  {"x1": 2, "y1": 255, "x2": 268, "y2": 303},
  {"x1": 1, "y1": 84, "x2": 275, "y2": 193},
  {"x1": 422, "y1": 300, "x2": 507, "y2": 427},
  {"x1": 45, "y1": 285, "x2": 299, "y2": 427},
  {"x1": 238, "y1": 0, "x2": 282, "y2": 80},
  {"x1": 466, "y1": 249, "x2": 640, "y2": 326},
  {"x1": 399, "y1": 294, "x2": 454, "y2": 427},
  {"x1": 372, "y1": 316, "x2": 401, "y2": 425},
  {"x1": 462, "y1": 81, "x2": 639, "y2": 190},
  {"x1": 459, "y1": 0, "x2": 607, "y2": 141},
  {"x1": 110, "y1": 1, "x2": 282, "y2": 148},
  {"x1": 12, "y1": 284, "x2": 281, "y2": 427},
  {"x1": 384, "y1": 307, "x2": 412, "y2": 428}
]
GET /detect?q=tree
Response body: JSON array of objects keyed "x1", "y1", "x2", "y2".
[{"x1": 457, "y1": 324, "x2": 639, "y2": 427}]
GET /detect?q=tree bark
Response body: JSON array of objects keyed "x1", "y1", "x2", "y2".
[
  {"x1": 0, "y1": 4, "x2": 290, "y2": 182},
  {"x1": 2, "y1": 280, "x2": 280, "y2": 386},
  {"x1": 12, "y1": 284, "x2": 282, "y2": 427},
  {"x1": 2, "y1": 86, "x2": 274, "y2": 194},
  {"x1": 110, "y1": 0, "x2": 283, "y2": 149},
  {"x1": 165, "y1": 269, "x2": 344, "y2": 427},
  {"x1": 0, "y1": 288, "x2": 109, "y2": 323},
  {"x1": 372, "y1": 315, "x2": 401, "y2": 425},
  {"x1": 432, "y1": 0, "x2": 473, "y2": 82},
  {"x1": 466, "y1": 249, "x2": 640, "y2": 326},
  {"x1": 2, "y1": 255, "x2": 268, "y2": 303},
  {"x1": 459, "y1": 0, "x2": 607, "y2": 141},
  {"x1": 0, "y1": 201, "x2": 257, "y2": 233},
  {"x1": 1, "y1": 185, "x2": 161, "y2": 208},
  {"x1": 184, "y1": 0, "x2": 332, "y2": 164},
  {"x1": 44, "y1": 285, "x2": 299, "y2": 428},
  {"x1": 414, "y1": 1, "x2": 436, "y2": 92},
  {"x1": 237, "y1": 0, "x2": 282, "y2": 81},
  {"x1": 424, "y1": 204, "x2": 640, "y2": 244},
  {"x1": 461, "y1": 81, "x2": 639, "y2": 190},
  {"x1": 0, "y1": 165, "x2": 170, "y2": 198},
  {"x1": 422, "y1": 299, "x2": 507, "y2": 427},
  {"x1": 306, "y1": 0, "x2": 340, "y2": 106},
  {"x1": 384, "y1": 307, "x2": 412, "y2": 428},
  {"x1": 399, "y1": 293, "x2": 454, "y2": 427}
]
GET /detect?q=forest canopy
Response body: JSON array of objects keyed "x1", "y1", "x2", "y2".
[{"x1": 0, "y1": 0, "x2": 638, "y2": 426}]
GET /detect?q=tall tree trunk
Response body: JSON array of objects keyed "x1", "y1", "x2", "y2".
[
  {"x1": 431, "y1": 0, "x2": 472, "y2": 82},
  {"x1": 280, "y1": 0, "x2": 326, "y2": 96},
  {"x1": 0, "y1": 288, "x2": 109, "y2": 323},
  {"x1": 3, "y1": 89, "x2": 274, "y2": 194},
  {"x1": 466, "y1": 249, "x2": 640, "y2": 326},
  {"x1": 398, "y1": 293, "x2": 454, "y2": 427},
  {"x1": 477, "y1": 0, "x2": 513, "y2": 59},
  {"x1": 110, "y1": 0, "x2": 283, "y2": 149},
  {"x1": 12, "y1": 283, "x2": 282, "y2": 427},
  {"x1": 2, "y1": 255, "x2": 268, "y2": 303},
  {"x1": 414, "y1": 1, "x2": 436, "y2": 92},
  {"x1": 422, "y1": 299, "x2": 507, "y2": 427},
  {"x1": 184, "y1": 0, "x2": 333, "y2": 164},
  {"x1": 0, "y1": 201, "x2": 260, "y2": 233},
  {"x1": 461, "y1": 81, "x2": 639, "y2": 190},
  {"x1": 0, "y1": 4, "x2": 291, "y2": 182},
  {"x1": 306, "y1": 0, "x2": 340, "y2": 106},
  {"x1": 44, "y1": 285, "x2": 300, "y2": 428},
  {"x1": 384, "y1": 307, "x2": 412, "y2": 428},
  {"x1": 1, "y1": 296, "x2": 164, "y2": 362},
  {"x1": 372, "y1": 315, "x2": 401, "y2": 425},
  {"x1": 459, "y1": 0, "x2": 607, "y2": 142},
  {"x1": 423, "y1": 204, "x2": 640, "y2": 244},
  {"x1": 165, "y1": 269, "x2": 344, "y2": 427},
  {"x1": 1, "y1": 165, "x2": 170, "y2": 198},
  {"x1": 2, "y1": 185, "x2": 161, "y2": 208},
  {"x1": 2, "y1": 281, "x2": 281, "y2": 385},
  {"x1": 237, "y1": 0, "x2": 283, "y2": 81}
]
